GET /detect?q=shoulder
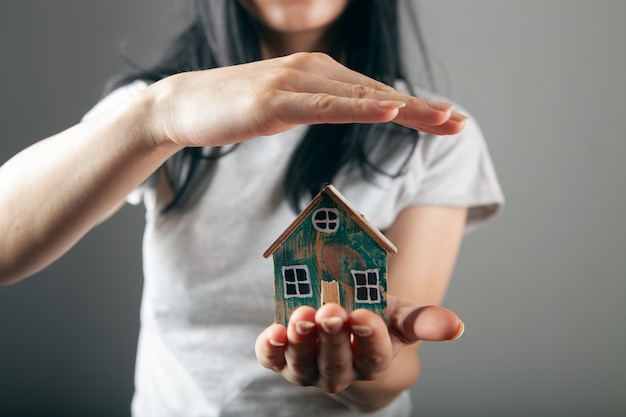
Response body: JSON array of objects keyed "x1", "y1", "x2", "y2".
[{"x1": 393, "y1": 80, "x2": 505, "y2": 229}]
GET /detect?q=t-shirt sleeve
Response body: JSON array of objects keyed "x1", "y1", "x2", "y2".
[
  {"x1": 81, "y1": 80, "x2": 148, "y2": 122},
  {"x1": 81, "y1": 80, "x2": 150, "y2": 205},
  {"x1": 401, "y1": 109, "x2": 504, "y2": 231}
]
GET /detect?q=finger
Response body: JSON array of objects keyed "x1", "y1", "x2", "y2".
[
  {"x1": 387, "y1": 296, "x2": 464, "y2": 349},
  {"x1": 315, "y1": 303, "x2": 356, "y2": 393},
  {"x1": 397, "y1": 111, "x2": 469, "y2": 136},
  {"x1": 255, "y1": 324, "x2": 288, "y2": 372},
  {"x1": 291, "y1": 74, "x2": 399, "y2": 102},
  {"x1": 287, "y1": 52, "x2": 397, "y2": 94},
  {"x1": 283, "y1": 306, "x2": 319, "y2": 386},
  {"x1": 283, "y1": 63, "x2": 459, "y2": 127},
  {"x1": 285, "y1": 67, "x2": 396, "y2": 99},
  {"x1": 391, "y1": 96, "x2": 457, "y2": 127},
  {"x1": 297, "y1": 78, "x2": 464, "y2": 135},
  {"x1": 348, "y1": 309, "x2": 393, "y2": 380},
  {"x1": 270, "y1": 92, "x2": 405, "y2": 127},
  {"x1": 295, "y1": 54, "x2": 468, "y2": 133}
]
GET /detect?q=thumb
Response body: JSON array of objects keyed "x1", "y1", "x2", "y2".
[{"x1": 387, "y1": 296, "x2": 465, "y2": 346}]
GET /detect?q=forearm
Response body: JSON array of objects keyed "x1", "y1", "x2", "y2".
[
  {"x1": 330, "y1": 346, "x2": 420, "y2": 412},
  {"x1": 0, "y1": 90, "x2": 181, "y2": 283}
]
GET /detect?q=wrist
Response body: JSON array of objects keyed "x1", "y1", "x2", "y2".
[{"x1": 138, "y1": 77, "x2": 185, "y2": 154}]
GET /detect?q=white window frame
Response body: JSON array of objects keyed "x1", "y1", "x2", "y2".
[
  {"x1": 312, "y1": 208, "x2": 340, "y2": 233},
  {"x1": 282, "y1": 265, "x2": 313, "y2": 299},
  {"x1": 351, "y1": 269, "x2": 381, "y2": 304}
]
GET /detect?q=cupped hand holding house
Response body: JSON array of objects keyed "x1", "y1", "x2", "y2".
[
  {"x1": 258, "y1": 185, "x2": 463, "y2": 397},
  {"x1": 255, "y1": 296, "x2": 463, "y2": 396}
]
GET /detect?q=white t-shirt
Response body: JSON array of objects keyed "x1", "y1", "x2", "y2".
[{"x1": 84, "y1": 79, "x2": 504, "y2": 417}]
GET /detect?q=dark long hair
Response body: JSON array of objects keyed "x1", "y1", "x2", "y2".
[{"x1": 107, "y1": 0, "x2": 427, "y2": 212}]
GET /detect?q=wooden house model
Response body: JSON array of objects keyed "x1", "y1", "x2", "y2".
[{"x1": 263, "y1": 184, "x2": 397, "y2": 326}]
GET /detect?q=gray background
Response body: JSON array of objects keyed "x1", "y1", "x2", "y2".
[{"x1": 0, "y1": 1, "x2": 624, "y2": 416}]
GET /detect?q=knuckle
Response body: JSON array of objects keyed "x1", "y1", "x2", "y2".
[
  {"x1": 288, "y1": 361, "x2": 318, "y2": 378},
  {"x1": 309, "y1": 93, "x2": 335, "y2": 111},
  {"x1": 259, "y1": 68, "x2": 297, "y2": 94},
  {"x1": 284, "y1": 51, "x2": 313, "y2": 67},
  {"x1": 271, "y1": 363, "x2": 287, "y2": 374},
  {"x1": 319, "y1": 360, "x2": 351, "y2": 376},
  {"x1": 348, "y1": 84, "x2": 370, "y2": 99},
  {"x1": 258, "y1": 356, "x2": 282, "y2": 372},
  {"x1": 289, "y1": 51, "x2": 310, "y2": 61},
  {"x1": 284, "y1": 51, "x2": 333, "y2": 68},
  {"x1": 309, "y1": 51, "x2": 333, "y2": 62},
  {"x1": 264, "y1": 348, "x2": 285, "y2": 364},
  {"x1": 280, "y1": 52, "x2": 302, "y2": 66},
  {"x1": 358, "y1": 352, "x2": 389, "y2": 370}
]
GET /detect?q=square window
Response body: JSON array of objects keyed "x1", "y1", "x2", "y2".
[
  {"x1": 282, "y1": 265, "x2": 312, "y2": 299},
  {"x1": 351, "y1": 269, "x2": 381, "y2": 304}
]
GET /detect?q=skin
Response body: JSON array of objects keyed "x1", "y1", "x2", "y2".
[
  {"x1": 0, "y1": 0, "x2": 469, "y2": 413},
  {"x1": 238, "y1": 0, "x2": 350, "y2": 57}
]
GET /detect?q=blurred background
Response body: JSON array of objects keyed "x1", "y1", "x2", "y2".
[{"x1": 1, "y1": 1, "x2": 624, "y2": 416}]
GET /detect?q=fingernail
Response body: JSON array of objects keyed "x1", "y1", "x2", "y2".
[
  {"x1": 320, "y1": 317, "x2": 344, "y2": 335},
  {"x1": 351, "y1": 325, "x2": 373, "y2": 338},
  {"x1": 451, "y1": 320, "x2": 465, "y2": 340},
  {"x1": 450, "y1": 112, "x2": 470, "y2": 122},
  {"x1": 269, "y1": 339, "x2": 285, "y2": 347},
  {"x1": 295, "y1": 321, "x2": 316, "y2": 336},
  {"x1": 377, "y1": 100, "x2": 406, "y2": 110},
  {"x1": 426, "y1": 101, "x2": 455, "y2": 112}
]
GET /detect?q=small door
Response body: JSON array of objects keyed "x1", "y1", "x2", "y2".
[{"x1": 321, "y1": 280, "x2": 340, "y2": 305}]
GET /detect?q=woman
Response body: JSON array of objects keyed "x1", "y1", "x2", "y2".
[{"x1": 0, "y1": 0, "x2": 503, "y2": 415}]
